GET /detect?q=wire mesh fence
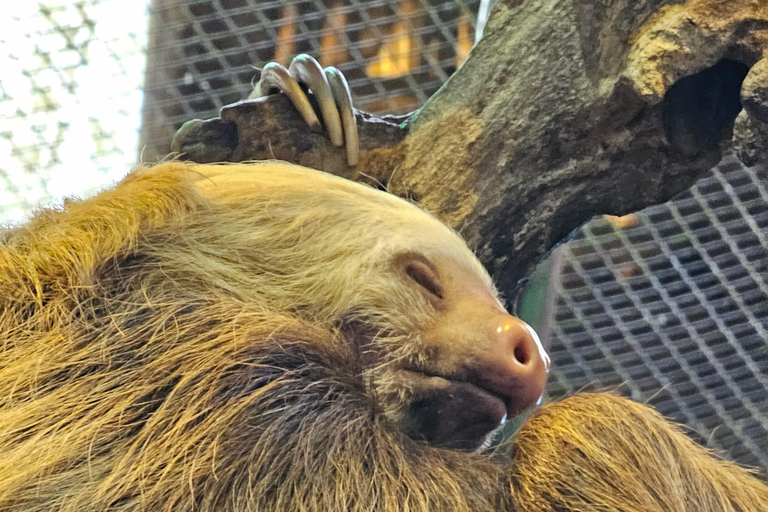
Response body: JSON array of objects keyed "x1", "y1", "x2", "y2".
[
  {"x1": 0, "y1": 0, "x2": 148, "y2": 224},
  {"x1": 546, "y1": 157, "x2": 768, "y2": 470}
]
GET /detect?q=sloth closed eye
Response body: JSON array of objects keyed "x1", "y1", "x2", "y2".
[{"x1": 404, "y1": 260, "x2": 444, "y2": 300}]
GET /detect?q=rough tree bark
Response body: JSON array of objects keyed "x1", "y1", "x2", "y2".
[{"x1": 172, "y1": 0, "x2": 768, "y2": 300}]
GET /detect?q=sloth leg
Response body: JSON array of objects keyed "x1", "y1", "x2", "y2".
[{"x1": 249, "y1": 54, "x2": 359, "y2": 166}]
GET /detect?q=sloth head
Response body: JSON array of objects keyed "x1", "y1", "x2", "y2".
[{"x1": 141, "y1": 161, "x2": 550, "y2": 450}]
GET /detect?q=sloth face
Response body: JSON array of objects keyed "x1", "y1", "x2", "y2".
[{"x1": 191, "y1": 162, "x2": 550, "y2": 450}]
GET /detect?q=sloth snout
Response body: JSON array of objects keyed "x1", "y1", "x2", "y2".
[{"x1": 478, "y1": 315, "x2": 550, "y2": 414}]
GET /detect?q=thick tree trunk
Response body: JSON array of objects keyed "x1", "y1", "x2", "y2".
[{"x1": 173, "y1": 0, "x2": 768, "y2": 299}]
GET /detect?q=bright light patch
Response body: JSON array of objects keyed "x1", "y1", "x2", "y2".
[{"x1": 0, "y1": 0, "x2": 150, "y2": 224}]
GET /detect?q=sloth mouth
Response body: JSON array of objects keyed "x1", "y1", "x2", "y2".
[
  {"x1": 341, "y1": 321, "x2": 532, "y2": 450},
  {"x1": 397, "y1": 369, "x2": 510, "y2": 450},
  {"x1": 417, "y1": 370, "x2": 513, "y2": 414},
  {"x1": 405, "y1": 367, "x2": 529, "y2": 416}
]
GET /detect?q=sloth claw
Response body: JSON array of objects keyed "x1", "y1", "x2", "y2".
[
  {"x1": 325, "y1": 66, "x2": 359, "y2": 167},
  {"x1": 288, "y1": 55, "x2": 343, "y2": 148},
  {"x1": 250, "y1": 55, "x2": 359, "y2": 167},
  {"x1": 252, "y1": 62, "x2": 321, "y2": 133}
]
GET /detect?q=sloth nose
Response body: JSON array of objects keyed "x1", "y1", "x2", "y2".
[
  {"x1": 494, "y1": 316, "x2": 550, "y2": 371},
  {"x1": 481, "y1": 315, "x2": 550, "y2": 414}
]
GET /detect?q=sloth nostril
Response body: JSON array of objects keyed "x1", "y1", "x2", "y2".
[{"x1": 514, "y1": 344, "x2": 530, "y2": 365}]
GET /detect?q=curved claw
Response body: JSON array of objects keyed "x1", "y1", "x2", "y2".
[
  {"x1": 325, "y1": 66, "x2": 359, "y2": 167},
  {"x1": 288, "y1": 55, "x2": 344, "y2": 147},
  {"x1": 251, "y1": 62, "x2": 322, "y2": 133},
  {"x1": 247, "y1": 56, "x2": 360, "y2": 166}
]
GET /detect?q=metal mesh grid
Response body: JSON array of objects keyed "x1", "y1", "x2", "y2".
[
  {"x1": 0, "y1": 1, "x2": 149, "y2": 224},
  {"x1": 140, "y1": 0, "x2": 479, "y2": 160},
  {"x1": 546, "y1": 157, "x2": 768, "y2": 470}
]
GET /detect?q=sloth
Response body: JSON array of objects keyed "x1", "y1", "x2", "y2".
[
  {"x1": 0, "y1": 159, "x2": 549, "y2": 510},
  {"x1": 0, "y1": 55, "x2": 765, "y2": 512}
]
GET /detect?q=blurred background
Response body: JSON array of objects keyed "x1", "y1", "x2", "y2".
[
  {"x1": 2, "y1": 0, "x2": 767, "y2": 472},
  {"x1": 1, "y1": 0, "x2": 148, "y2": 223}
]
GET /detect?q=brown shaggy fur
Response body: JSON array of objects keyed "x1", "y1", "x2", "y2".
[
  {"x1": 0, "y1": 161, "x2": 765, "y2": 511},
  {"x1": 510, "y1": 393, "x2": 768, "y2": 512}
]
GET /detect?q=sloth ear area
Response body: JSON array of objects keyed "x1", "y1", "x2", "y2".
[{"x1": 250, "y1": 54, "x2": 359, "y2": 167}]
